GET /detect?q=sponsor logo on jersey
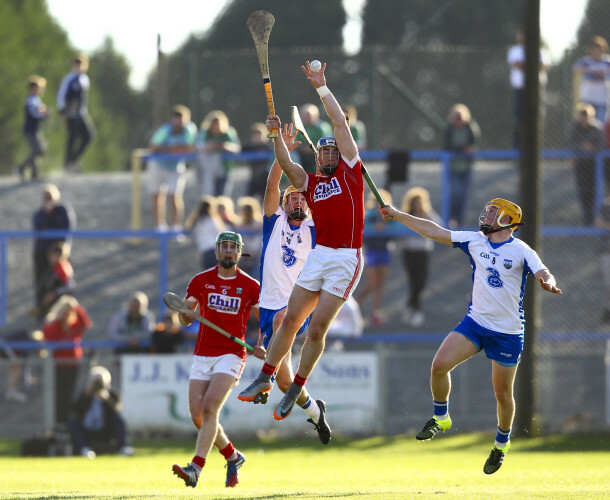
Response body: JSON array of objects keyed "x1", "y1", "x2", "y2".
[
  {"x1": 208, "y1": 293, "x2": 241, "y2": 314},
  {"x1": 485, "y1": 267, "x2": 504, "y2": 288},
  {"x1": 282, "y1": 245, "x2": 297, "y2": 267},
  {"x1": 503, "y1": 259, "x2": 513, "y2": 269},
  {"x1": 313, "y1": 177, "x2": 342, "y2": 202}
]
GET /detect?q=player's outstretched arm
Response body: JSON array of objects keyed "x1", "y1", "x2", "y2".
[
  {"x1": 302, "y1": 61, "x2": 357, "y2": 161},
  {"x1": 535, "y1": 269, "x2": 563, "y2": 295},
  {"x1": 380, "y1": 205, "x2": 453, "y2": 245},
  {"x1": 266, "y1": 115, "x2": 307, "y2": 189}
]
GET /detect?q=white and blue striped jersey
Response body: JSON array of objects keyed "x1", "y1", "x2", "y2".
[
  {"x1": 259, "y1": 208, "x2": 315, "y2": 310},
  {"x1": 451, "y1": 231, "x2": 547, "y2": 334}
]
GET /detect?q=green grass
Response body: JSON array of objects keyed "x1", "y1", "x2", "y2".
[{"x1": 1, "y1": 433, "x2": 609, "y2": 499}]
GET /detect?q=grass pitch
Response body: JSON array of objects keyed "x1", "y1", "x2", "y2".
[{"x1": 1, "y1": 433, "x2": 608, "y2": 499}]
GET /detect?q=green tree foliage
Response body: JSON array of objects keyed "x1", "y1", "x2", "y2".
[
  {"x1": 576, "y1": 0, "x2": 610, "y2": 52},
  {"x1": 361, "y1": 0, "x2": 524, "y2": 48}
]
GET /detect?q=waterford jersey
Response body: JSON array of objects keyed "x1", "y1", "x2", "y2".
[
  {"x1": 451, "y1": 231, "x2": 546, "y2": 334},
  {"x1": 303, "y1": 155, "x2": 365, "y2": 249},
  {"x1": 186, "y1": 267, "x2": 259, "y2": 359},
  {"x1": 259, "y1": 208, "x2": 316, "y2": 309}
]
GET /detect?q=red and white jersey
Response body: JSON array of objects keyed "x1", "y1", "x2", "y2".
[
  {"x1": 302, "y1": 155, "x2": 365, "y2": 249},
  {"x1": 186, "y1": 266, "x2": 260, "y2": 359}
]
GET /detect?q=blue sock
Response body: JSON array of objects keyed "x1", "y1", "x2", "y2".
[
  {"x1": 433, "y1": 400, "x2": 448, "y2": 418},
  {"x1": 495, "y1": 426, "x2": 511, "y2": 446}
]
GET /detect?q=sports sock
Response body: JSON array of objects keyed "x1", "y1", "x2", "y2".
[
  {"x1": 433, "y1": 400, "x2": 448, "y2": 418},
  {"x1": 219, "y1": 442, "x2": 235, "y2": 460},
  {"x1": 191, "y1": 455, "x2": 205, "y2": 472},
  {"x1": 494, "y1": 427, "x2": 511, "y2": 448},
  {"x1": 300, "y1": 397, "x2": 320, "y2": 423},
  {"x1": 294, "y1": 373, "x2": 308, "y2": 386},
  {"x1": 261, "y1": 363, "x2": 276, "y2": 377}
]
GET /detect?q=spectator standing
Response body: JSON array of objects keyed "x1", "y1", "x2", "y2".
[
  {"x1": 15, "y1": 75, "x2": 49, "y2": 182},
  {"x1": 573, "y1": 36, "x2": 610, "y2": 124},
  {"x1": 396, "y1": 187, "x2": 442, "y2": 328},
  {"x1": 149, "y1": 105, "x2": 197, "y2": 233},
  {"x1": 185, "y1": 196, "x2": 226, "y2": 270},
  {"x1": 151, "y1": 311, "x2": 191, "y2": 354},
  {"x1": 56, "y1": 55, "x2": 95, "y2": 172},
  {"x1": 443, "y1": 103, "x2": 480, "y2": 228},
  {"x1": 294, "y1": 103, "x2": 333, "y2": 174},
  {"x1": 569, "y1": 102, "x2": 605, "y2": 226},
  {"x1": 356, "y1": 189, "x2": 394, "y2": 326},
  {"x1": 235, "y1": 196, "x2": 264, "y2": 280},
  {"x1": 43, "y1": 295, "x2": 93, "y2": 426},
  {"x1": 67, "y1": 365, "x2": 134, "y2": 458},
  {"x1": 32, "y1": 184, "x2": 76, "y2": 318},
  {"x1": 242, "y1": 122, "x2": 274, "y2": 200},
  {"x1": 196, "y1": 110, "x2": 241, "y2": 197},
  {"x1": 34, "y1": 241, "x2": 75, "y2": 321},
  {"x1": 507, "y1": 31, "x2": 551, "y2": 148},
  {"x1": 107, "y1": 291, "x2": 155, "y2": 354}
]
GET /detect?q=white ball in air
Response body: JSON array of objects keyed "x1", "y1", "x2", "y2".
[{"x1": 310, "y1": 60, "x2": 322, "y2": 72}]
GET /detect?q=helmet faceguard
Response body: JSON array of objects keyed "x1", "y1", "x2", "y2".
[
  {"x1": 316, "y1": 137, "x2": 340, "y2": 176},
  {"x1": 215, "y1": 231, "x2": 243, "y2": 268},
  {"x1": 479, "y1": 198, "x2": 524, "y2": 235},
  {"x1": 282, "y1": 186, "x2": 310, "y2": 221}
]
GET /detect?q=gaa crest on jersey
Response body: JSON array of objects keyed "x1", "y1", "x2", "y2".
[
  {"x1": 208, "y1": 293, "x2": 241, "y2": 314},
  {"x1": 236, "y1": 287, "x2": 243, "y2": 295},
  {"x1": 503, "y1": 259, "x2": 513, "y2": 269},
  {"x1": 313, "y1": 177, "x2": 342, "y2": 202},
  {"x1": 281, "y1": 245, "x2": 297, "y2": 267}
]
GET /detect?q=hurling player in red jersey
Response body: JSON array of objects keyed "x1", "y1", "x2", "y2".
[
  {"x1": 238, "y1": 60, "x2": 365, "y2": 423},
  {"x1": 172, "y1": 231, "x2": 262, "y2": 489}
]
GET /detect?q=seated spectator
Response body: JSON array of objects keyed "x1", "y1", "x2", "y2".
[
  {"x1": 43, "y1": 295, "x2": 93, "y2": 426},
  {"x1": 342, "y1": 104, "x2": 367, "y2": 149},
  {"x1": 107, "y1": 291, "x2": 154, "y2": 353},
  {"x1": 151, "y1": 310, "x2": 187, "y2": 353},
  {"x1": 1, "y1": 327, "x2": 44, "y2": 403},
  {"x1": 216, "y1": 195, "x2": 239, "y2": 229},
  {"x1": 67, "y1": 365, "x2": 134, "y2": 458},
  {"x1": 185, "y1": 195, "x2": 225, "y2": 270},
  {"x1": 33, "y1": 241, "x2": 75, "y2": 321}
]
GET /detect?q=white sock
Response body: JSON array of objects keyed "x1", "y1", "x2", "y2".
[
  {"x1": 301, "y1": 397, "x2": 320, "y2": 423},
  {"x1": 227, "y1": 451, "x2": 239, "y2": 462}
]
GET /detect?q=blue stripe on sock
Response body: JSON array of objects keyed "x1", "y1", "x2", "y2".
[
  {"x1": 433, "y1": 400, "x2": 448, "y2": 416},
  {"x1": 495, "y1": 427, "x2": 511, "y2": 443},
  {"x1": 301, "y1": 397, "x2": 312, "y2": 409}
]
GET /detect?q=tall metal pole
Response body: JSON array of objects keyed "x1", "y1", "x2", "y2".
[{"x1": 515, "y1": 0, "x2": 542, "y2": 436}]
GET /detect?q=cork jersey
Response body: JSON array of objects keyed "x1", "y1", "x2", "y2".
[
  {"x1": 302, "y1": 155, "x2": 365, "y2": 249},
  {"x1": 186, "y1": 266, "x2": 259, "y2": 359},
  {"x1": 259, "y1": 208, "x2": 316, "y2": 309},
  {"x1": 451, "y1": 231, "x2": 547, "y2": 334}
]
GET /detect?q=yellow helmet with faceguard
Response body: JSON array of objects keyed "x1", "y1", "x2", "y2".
[
  {"x1": 479, "y1": 198, "x2": 523, "y2": 234},
  {"x1": 282, "y1": 185, "x2": 310, "y2": 221}
]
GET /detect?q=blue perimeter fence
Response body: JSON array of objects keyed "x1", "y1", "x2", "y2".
[{"x1": 1, "y1": 148, "x2": 609, "y2": 339}]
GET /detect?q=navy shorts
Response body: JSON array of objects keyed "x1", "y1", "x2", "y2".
[
  {"x1": 453, "y1": 315, "x2": 523, "y2": 367},
  {"x1": 259, "y1": 307, "x2": 310, "y2": 348},
  {"x1": 364, "y1": 249, "x2": 391, "y2": 267}
]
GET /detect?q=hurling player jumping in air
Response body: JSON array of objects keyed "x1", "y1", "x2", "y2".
[
  {"x1": 380, "y1": 198, "x2": 562, "y2": 474},
  {"x1": 172, "y1": 231, "x2": 261, "y2": 489},
  {"x1": 255, "y1": 122, "x2": 331, "y2": 443},
  {"x1": 238, "y1": 60, "x2": 366, "y2": 423}
]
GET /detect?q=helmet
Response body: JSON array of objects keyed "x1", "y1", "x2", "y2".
[
  {"x1": 479, "y1": 198, "x2": 523, "y2": 234},
  {"x1": 282, "y1": 186, "x2": 309, "y2": 221},
  {"x1": 215, "y1": 231, "x2": 243, "y2": 269},
  {"x1": 316, "y1": 137, "x2": 339, "y2": 176}
]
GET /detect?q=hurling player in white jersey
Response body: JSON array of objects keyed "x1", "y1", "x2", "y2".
[
  {"x1": 381, "y1": 198, "x2": 562, "y2": 475},
  {"x1": 254, "y1": 123, "x2": 331, "y2": 444},
  {"x1": 238, "y1": 60, "x2": 366, "y2": 424}
]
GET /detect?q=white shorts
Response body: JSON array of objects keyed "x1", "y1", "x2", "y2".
[
  {"x1": 148, "y1": 160, "x2": 186, "y2": 196},
  {"x1": 296, "y1": 244, "x2": 363, "y2": 300},
  {"x1": 189, "y1": 354, "x2": 245, "y2": 381}
]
